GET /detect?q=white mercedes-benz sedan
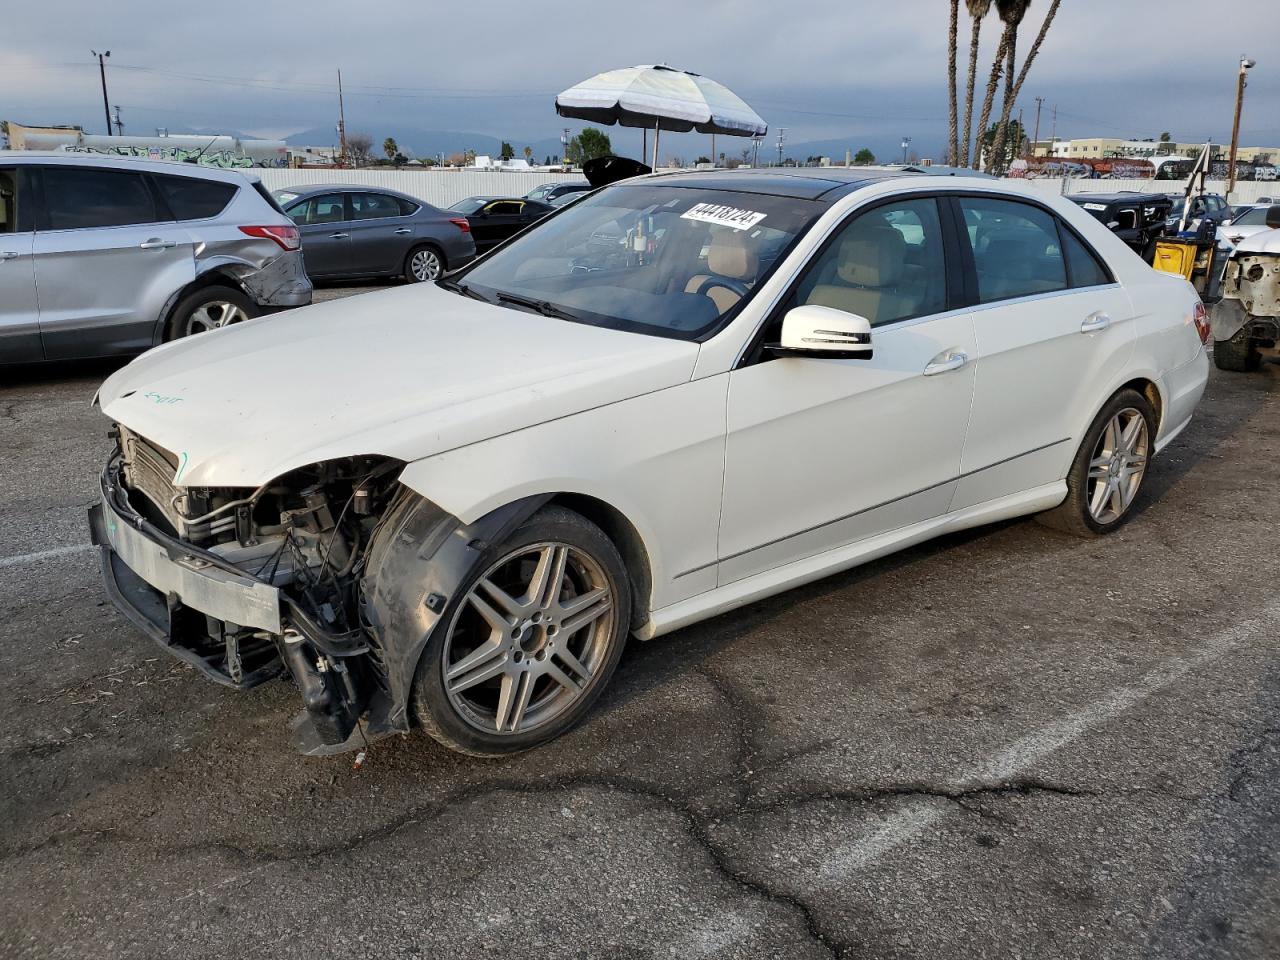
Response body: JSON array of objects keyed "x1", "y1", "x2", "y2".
[{"x1": 90, "y1": 168, "x2": 1210, "y2": 757}]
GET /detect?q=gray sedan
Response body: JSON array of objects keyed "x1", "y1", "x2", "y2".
[{"x1": 272, "y1": 185, "x2": 476, "y2": 283}]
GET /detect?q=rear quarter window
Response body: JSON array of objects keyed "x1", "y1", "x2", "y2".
[{"x1": 154, "y1": 175, "x2": 238, "y2": 220}]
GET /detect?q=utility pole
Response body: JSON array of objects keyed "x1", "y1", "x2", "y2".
[
  {"x1": 1030, "y1": 96, "x2": 1045, "y2": 158},
  {"x1": 901, "y1": 136, "x2": 911, "y2": 164},
  {"x1": 1049, "y1": 104, "x2": 1057, "y2": 147},
  {"x1": 91, "y1": 50, "x2": 112, "y2": 135},
  {"x1": 1227, "y1": 56, "x2": 1256, "y2": 194},
  {"x1": 561, "y1": 127, "x2": 571, "y2": 169},
  {"x1": 776, "y1": 127, "x2": 786, "y2": 166},
  {"x1": 336, "y1": 69, "x2": 349, "y2": 165},
  {"x1": 112, "y1": 106, "x2": 124, "y2": 137}
]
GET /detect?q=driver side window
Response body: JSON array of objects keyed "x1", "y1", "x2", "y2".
[{"x1": 792, "y1": 197, "x2": 947, "y2": 327}]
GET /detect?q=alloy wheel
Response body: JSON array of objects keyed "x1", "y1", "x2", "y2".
[
  {"x1": 411, "y1": 249, "x2": 442, "y2": 282},
  {"x1": 443, "y1": 542, "x2": 615, "y2": 735},
  {"x1": 185, "y1": 301, "x2": 249, "y2": 336},
  {"x1": 1086, "y1": 407, "x2": 1149, "y2": 524}
]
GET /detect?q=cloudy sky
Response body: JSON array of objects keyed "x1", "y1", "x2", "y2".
[{"x1": 6, "y1": 0, "x2": 1279, "y2": 160}]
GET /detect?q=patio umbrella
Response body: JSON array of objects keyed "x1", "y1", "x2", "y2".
[{"x1": 556, "y1": 64, "x2": 767, "y2": 169}]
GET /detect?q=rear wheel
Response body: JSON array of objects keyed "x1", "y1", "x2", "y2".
[
  {"x1": 1213, "y1": 325, "x2": 1262, "y2": 372},
  {"x1": 165, "y1": 285, "x2": 257, "y2": 341},
  {"x1": 405, "y1": 245, "x2": 444, "y2": 283},
  {"x1": 1037, "y1": 388, "x2": 1155, "y2": 538},
  {"x1": 412, "y1": 506, "x2": 631, "y2": 756}
]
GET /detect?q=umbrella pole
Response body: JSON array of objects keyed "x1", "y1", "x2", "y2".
[
  {"x1": 652, "y1": 120, "x2": 660, "y2": 170},
  {"x1": 642, "y1": 128, "x2": 647, "y2": 163}
]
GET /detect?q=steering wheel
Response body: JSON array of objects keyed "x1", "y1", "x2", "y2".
[{"x1": 694, "y1": 275, "x2": 750, "y2": 299}]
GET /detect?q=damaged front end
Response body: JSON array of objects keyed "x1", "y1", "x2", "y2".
[
  {"x1": 1212, "y1": 248, "x2": 1280, "y2": 344},
  {"x1": 90, "y1": 426, "x2": 404, "y2": 753}
]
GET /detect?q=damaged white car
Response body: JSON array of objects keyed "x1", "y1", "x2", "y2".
[
  {"x1": 91, "y1": 169, "x2": 1209, "y2": 757},
  {"x1": 1210, "y1": 205, "x2": 1280, "y2": 371}
]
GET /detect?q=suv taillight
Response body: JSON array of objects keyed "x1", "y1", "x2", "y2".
[
  {"x1": 1192, "y1": 300, "x2": 1210, "y2": 345},
  {"x1": 449, "y1": 217, "x2": 471, "y2": 234},
  {"x1": 238, "y1": 224, "x2": 301, "y2": 251}
]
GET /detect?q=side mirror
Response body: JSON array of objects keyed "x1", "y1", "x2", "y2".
[
  {"x1": 1267, "y1": 205, "x2": 1280, "y2": 229},
  {"x1": 767, "y1": 305, "x2": 873, "y2": 360}
]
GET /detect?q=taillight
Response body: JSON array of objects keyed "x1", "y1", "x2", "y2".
[
  {"x1": 238, "y1": 224, "x2": 301, "y2": 251},
  {"x1": 1192, "y1": 300, "x2": 1210, "y2": 345},
  {"x1": 449, "y1": 217, "x2": 471, "y2": 234}
]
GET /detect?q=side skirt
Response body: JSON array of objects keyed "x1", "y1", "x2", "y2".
[{"x1": 637, "y1": 481, "x2": 1067, "y2": 641}]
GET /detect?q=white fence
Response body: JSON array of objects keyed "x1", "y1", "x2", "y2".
[
  {"x1": 256, "y1": 167, "x2": 1278, "y2": 209},
  {"x1": 256, "y1": 168, "x2": 583, "y2": 208},
  {"x1": 1014, "y1": 177, "x2": 1276, "y2": 204}
]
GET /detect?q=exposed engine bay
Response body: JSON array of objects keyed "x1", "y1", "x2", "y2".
[{"x1": 109, "y1": 426, "x2": 406, "y2": 749}]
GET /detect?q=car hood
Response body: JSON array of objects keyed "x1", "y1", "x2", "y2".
[
  {"x1": 99, "y1": 283, "x2": 699, "y2": 488},
  {"x1": 1233, "y1": 227, "x2": 1280, "y2": 254}
]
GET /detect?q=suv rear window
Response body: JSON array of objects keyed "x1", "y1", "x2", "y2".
[
  {"x1": 154, "y1": 175, "x2": 237, "y2": 220},
  {"x1": 43, "y1": 167, "x2": 160, "y2": 230}
]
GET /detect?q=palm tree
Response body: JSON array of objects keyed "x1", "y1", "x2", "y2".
[
  {"x1": 972, "y1": 0, "x2": 1023, "y2": 169},
  {"x1": 985, "y1": 0, "x2": 1031, "y2": 172},
  {"x1": 947, "y1": 0, "x2": 960, "y2": 164},
  {"x1": 960, "y1": 0, "x2": 993, "y2": 167},
  {"x1": 987, "y1": 0, "x2": 1063, "y2": 171}
]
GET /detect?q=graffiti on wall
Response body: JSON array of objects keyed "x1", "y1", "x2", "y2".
[{"x1": 60, "y1": 143, "x2": 288, "y2": 168}]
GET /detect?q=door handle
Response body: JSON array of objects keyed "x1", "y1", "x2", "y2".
[
  {"x1": 394, "y1": 227, "x2": 413, "y2": 235},
  {"x1": 1080, "y1": 312, "x2": 1112, "y2": 333},
  {"x1": 139, "y1": 238, "x2": 178, "y2": 250},
  {"x1": 923, "y1": 351, "x2": 969, "y2": 376},
  {"x1": 329, "y1": 232, "x2": 350, "y2": 239},
  {"x1": 0, "y1": 251, "x2": 18, "y2": 261}
]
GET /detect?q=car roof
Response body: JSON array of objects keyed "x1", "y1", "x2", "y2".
[
  {"x1": 0, "y1": 150, "x2": 258, "y2": 184},
  {"x1": 1067, "y1": 193, "x2": 1170, "y2": 205},
  {"x1": 637, "y1": 166, "x2": 1006, "y2": 201},
  {"x1": 271, "y1": 183, "x2": 423, "y2": 199}
]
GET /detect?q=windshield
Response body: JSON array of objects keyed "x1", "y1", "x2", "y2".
[
  {"x1": 272, "y1": 189, "x2": 300, "y2": 205},
  {"x1": 1233, "y1": 207, "x2": 1268, "y2": 226},
  {"x1": 451, "y1": 184, "x2": 823, "y2": 340},
  {"x1": 449, "y1": 197, "x2": 491, "y2": 215}
]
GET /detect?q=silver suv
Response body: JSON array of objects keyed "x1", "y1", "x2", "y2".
[{"x1": 0, "y1": 153, "x2": 311, "y2": 364}]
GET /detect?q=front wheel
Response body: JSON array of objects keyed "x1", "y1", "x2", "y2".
[
  {"x1": 405, "y1": 245, "x2": 444, "y2": 283},
  {"x1": 412, "y1": 506, "x2": 631, "y2": 756},
  {"x1": 1037, "y1": 388, "x2": 1156, "y2": 538}
]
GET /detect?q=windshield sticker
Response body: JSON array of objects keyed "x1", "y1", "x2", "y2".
[{"x1": 681, "y1": 202, "x2": 767, "y2": 232}]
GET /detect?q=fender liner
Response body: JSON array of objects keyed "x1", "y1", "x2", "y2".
[{"x1": 359, "y1": 489, "x2": 551, "y2": 732}]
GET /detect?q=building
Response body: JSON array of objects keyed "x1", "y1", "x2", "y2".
[
  {"x1": 2, "y1": 121, "x2": 288, "y2": 168},
  {"x1": 1045, "y1": 137, "x2": 1277, "y2": 164}
]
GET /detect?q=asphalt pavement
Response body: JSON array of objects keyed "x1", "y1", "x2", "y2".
[{"x1": 1, "y1": 295, "x2": 1277, "y2": 959}]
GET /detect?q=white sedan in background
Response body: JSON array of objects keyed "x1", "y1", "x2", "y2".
[{"x1": 90, "y1": 168, "x2": 1210, "y2": 758}]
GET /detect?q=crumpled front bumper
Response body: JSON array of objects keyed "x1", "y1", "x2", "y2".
[{"x1": 88, "y1": 463, "x2": 284, "y2": 688}]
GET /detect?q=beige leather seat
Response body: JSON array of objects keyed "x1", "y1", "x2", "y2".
[
  {"x1": 685, "y1": 231, "x2": 759, "y2": 313},
  {"x1": 805, "y1": 225, "x2": 915, "y2": 325}
]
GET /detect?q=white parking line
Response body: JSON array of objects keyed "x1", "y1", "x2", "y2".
[
  {"x1": 817, "y1": 598, "x2": 1280, "y2": 883},
  {"x1": 0, "y1": 544, "x2": 94, "y2": 569}
]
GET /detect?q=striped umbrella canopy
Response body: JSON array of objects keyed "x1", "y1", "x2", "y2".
[{"x1": 556, "y1": 64, "x2": 767, "y2": 167}]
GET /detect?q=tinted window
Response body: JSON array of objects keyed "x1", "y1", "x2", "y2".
[
  {"x1": 0, "y1": 169, "x2": 17, "y2": 233},
  {"x1": 287, "y1": 194, "x2": 347, "y2": 225},
  {"x1": 43, "y1": 167, "x2": 160, "y2": 229},
  {"x1": 351, "y1": 193, "x2": 403, "y2": 219},
  {"x1": 1234, "y1": 207, "x2": 1268, "y2": 226},
  {"x1": 486, "y1": 201, "x2": 524, "y2": 216},
  {"x1": 792, "y1": 197, "x2": 947, "y2": 327},
  {"x1": 1061, "y1": 228, "x2": 1111, "y2": 288},
  {"x1": 154, "y1": 174, "x2": 237, "y2": 220},
  {"x1": 449, "y1": 198, "x2": 489, "y2": 215},
  {"x1": 396, "y1": 197, "x2": 419, "y2": 216},
  {"x1": 959, "y1": 196, "x2": 1066, "y2": 303}
]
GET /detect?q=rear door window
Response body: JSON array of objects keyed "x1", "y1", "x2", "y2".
[
  {"x1": 42, "y1": 166, "x2": 162, "y2": 230},
  {"x1": 351, "y1": 192, "x2": 403, "y2": 219},
  {"x1": 958, "y1": 196, "x2": 1067, "y2": 303},
  {"x1": 0, "y1": 169, "x2": 17, "y2": 233},
  {"x1": 154, "y1": 175, "x2": 238, "y2": 220}
]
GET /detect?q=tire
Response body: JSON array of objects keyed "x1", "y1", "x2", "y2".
[
  {"x1": 1037, "y1": 388, "x2": 1156, "y2": 538},
  {"x1": 165, "y1": 284, "x2": 257, "y2": 341},
  {"x1": 1213, "y1": 325, "x2": 1262, "y2": 372},
  {"x1": 411, "y1": 505, "x2": 632, "y2": 757},
  {"x1": 404, "y1": 244, "x2": 444, "y2": 283}
]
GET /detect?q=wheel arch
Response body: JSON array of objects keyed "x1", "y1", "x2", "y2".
[
  {"x1": 1072, "y1": 372, "x2": 1165, "y2": 455},
  {"x1": 152, "y1": 267, "x2": 253, "y2": 345}
]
